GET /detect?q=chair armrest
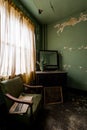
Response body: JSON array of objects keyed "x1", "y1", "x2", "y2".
[
  {"x1": 24, "y1": 84, "x2": 43, "y2": 96},
  {"x1": 5, "y1": 93, "x2": 33, "y2": 106},
  {"x1": 24, "y1": 84, "x2": 43, "y2": 89}
]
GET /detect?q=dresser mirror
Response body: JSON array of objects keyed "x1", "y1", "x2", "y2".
[{"x1": 39, "y1": 50, "x2": 59, "y2": 71}]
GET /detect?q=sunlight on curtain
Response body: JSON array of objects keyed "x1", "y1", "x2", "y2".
[{"x1": 0, "y1": 0, "x2": 36, "y2": 83}]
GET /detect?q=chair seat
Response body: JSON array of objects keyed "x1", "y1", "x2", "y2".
[{"x1": 10, "y1": 93, "x2": 42, "y2": 126}]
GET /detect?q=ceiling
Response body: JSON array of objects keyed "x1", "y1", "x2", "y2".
[{"x1": 20, "y1": 0, "x2": 87, "y2": 24}]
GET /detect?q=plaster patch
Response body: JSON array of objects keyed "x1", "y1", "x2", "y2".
[
  {"x1": 79, "y1": 66, "x2": 83, "y2": 69},
  {"x1": 64, "y1": 46, "x2": 68, "y2": 50},
  {"x1": 84, "y1": 46, "x2": 87, "y2": 49},
  {"x1": 69, "y1": 48, "x2": 73, "y2": 51}
]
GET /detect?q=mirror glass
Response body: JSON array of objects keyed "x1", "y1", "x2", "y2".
[{"x1": 39, "y1": 50, "x2": 59, "y2": 71}]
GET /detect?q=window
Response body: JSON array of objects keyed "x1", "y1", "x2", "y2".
[{"x1": 0, "y1": 0, "x2": 36, "y2": 83}]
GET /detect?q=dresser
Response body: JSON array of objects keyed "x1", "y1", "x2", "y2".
[
  {"x1": 35, "y1": 71, "x2": 67, "y2": 104},
  {"x1": 35, "y1": 71, "x2": 67, "y2": 87}
]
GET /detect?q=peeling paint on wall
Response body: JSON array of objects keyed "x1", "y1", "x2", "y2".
[
  {"x1": 63, "y1": 64, "x2": 87, "y2": 72},
  {"x1": 63, "y1": 45, "x2": 87, "y2": 51},
  {"x1": 48, "y1": 10, "x2": 87, "y2": 90},
  {"x1": 54, "y1": 13, "x2": 87, "y2": 35},
  {"x1": 61, "y1": 43, "x2": 87, "y2": 72}
]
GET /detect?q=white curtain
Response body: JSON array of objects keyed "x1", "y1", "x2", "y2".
[{"x1": 0, "y1": 0, "x2": 36, "y2": 83}]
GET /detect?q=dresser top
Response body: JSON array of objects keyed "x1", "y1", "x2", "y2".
[{"x1": 36, "y1": 71, "x2": 67, "y2": 74}]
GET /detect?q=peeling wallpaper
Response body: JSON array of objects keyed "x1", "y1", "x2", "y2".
[
  {"x1": 47, "y1": 12, "x2": 87, "y2": 90},
  {"x1": 54, "y1": 13, "x2": 87, "y2": 35}
]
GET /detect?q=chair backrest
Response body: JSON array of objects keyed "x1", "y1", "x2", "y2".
[{"x1": 0, "y1": 76, "x2": 24, "y2": 110}]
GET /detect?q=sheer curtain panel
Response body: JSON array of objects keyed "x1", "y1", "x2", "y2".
[{"x1": 0, "y1": 0, "x2": 36, "y2": 83}]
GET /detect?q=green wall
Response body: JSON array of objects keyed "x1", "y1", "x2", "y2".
[{"x1": 47, "y1": 12, "x2": 87, "y2": 91}]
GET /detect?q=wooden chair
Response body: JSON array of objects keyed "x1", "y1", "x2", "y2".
[{"x1": 0, "y1": 76, "x2": 43, "y2": 128}]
